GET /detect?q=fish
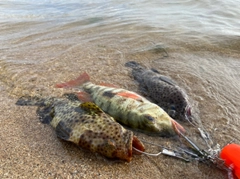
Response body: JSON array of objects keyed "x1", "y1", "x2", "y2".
[
  {"x1": 55, "y1": 73, "x2": 185, "y2": 137},
  {"x1": 220, "y1": 143, "x2": 240, "y2": 179},
  {"x1": 125, "y1": 61, "x2": 192, "y2": 121},
  {"x1": 15, "y1": 93, "x2": 145, "y2": 162}
]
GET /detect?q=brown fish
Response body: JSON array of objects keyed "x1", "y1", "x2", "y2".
[
  {"x1": 125, "y1": 61, "x2": 192, "y2": 121},
  {"x1": 16, "y1": 94, "x2": 145, "y2": 162}
]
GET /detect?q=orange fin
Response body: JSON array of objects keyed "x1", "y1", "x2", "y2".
[
  {"x1": 55, "y1": 72, "x2": 90, "y2": 88},
  {"x1": 132, "y1": 136, "x2": 145, "y2": 155},
  {"x1": 98, "y1": 82, "x2": 118, "y2": 88},
  {"x1": 116, "y1": 91, "x2": 143, "y2": 101},
  {"x1": 76, "y1": 91, "x2": 93, "y2": 102},
  {"x1": 170, "y1": 118, "x2": 185, "y2": 135}
]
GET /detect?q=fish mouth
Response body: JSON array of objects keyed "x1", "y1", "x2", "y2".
[
  {"x1": 132, "y1": 136, "x2": 145, "y2": 153},
  {"x1": 185, "y1": 105, "x2": 192, "y2": 121}
]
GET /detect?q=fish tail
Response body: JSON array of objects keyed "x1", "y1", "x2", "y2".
[
  {"x1": 55, "y1": 72, "x2": 90, "y2": 88},
  {"x1": 76, "y1": 91, "x2": 93, "y2": 102},
  {"x1": 125, "y1": 61, "x2": 146, "y2": 83},
  {"x1": 170, "y1": 118, "x2": 185, "y2": 135},
  {"x1": 125, "y1": 61, "x2": 142, "y2": 69},
  {"x1": 15, "y1": 96, "x2": 46, "y2": 106}
]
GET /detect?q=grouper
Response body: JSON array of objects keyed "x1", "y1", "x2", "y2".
[
  {"x1": 16, "y1": 94, "x2": 145, "y2": 162},
  {"x1": 125, "y1": 61, "x2": 192, "y2": 121}
]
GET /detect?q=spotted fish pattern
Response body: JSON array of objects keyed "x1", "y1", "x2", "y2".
[
  {"x1": 125, "y1": 61, "x2": 192, "y2": 121},
  {"x1": 55, "y1": 73, "x2": 185, "y2": 137},
  {"x1": 16, "y1": 94, "x2": 145, "y2": 162}
]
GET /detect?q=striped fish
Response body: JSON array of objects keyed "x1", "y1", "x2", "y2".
[
  {"x1": 56, "y1": 73, "x2": 185, "y2": 137},
  {"x1": 16, "y1": 94, "x2": 145, "y2": 162},
  {"x1": 125, "y1": 61, "x2": 192, "y2": 121}
]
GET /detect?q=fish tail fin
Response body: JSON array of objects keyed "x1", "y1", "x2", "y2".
[
  {"x1": 125, "y1": 61, "x2": 146, "y2": 83},
  {"x1": 125, "y1": 61, "x2": 142, "y2": 69},
  {"x1": 55, "y1": 72, "x2": 90, "y2": 88},
  {"x1": 15, "y1": 96, "x2": 46, "y2": 106},
  {"x1": 170, "y1": 118, "x2": 185, "y2": 135},
  {"x1": 150, "y1": 68, "x2": 160, "y2": 74}
]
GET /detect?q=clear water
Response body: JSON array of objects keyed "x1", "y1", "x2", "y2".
[{"x1": 0, "y1": 0, "x2": 240, "y2": 178}]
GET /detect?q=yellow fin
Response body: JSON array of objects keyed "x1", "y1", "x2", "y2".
[{"x1": 80, "y1": 102, "x2": 103, "y2": 115}]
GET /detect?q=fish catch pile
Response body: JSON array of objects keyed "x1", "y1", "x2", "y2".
[{"x1": 16, "y1": 61, "x2": 240, "y2": 179}]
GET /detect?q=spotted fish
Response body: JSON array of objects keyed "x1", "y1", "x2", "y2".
[
  {"x1": 55, "y1": 73, "x2": 185, "y2": 137},
  {"x1": 125, "y1": 61, "x2": 192, "y2": 121},
  {"x1": 16, "y1": 94, "x2": 145, "y2": 162}
]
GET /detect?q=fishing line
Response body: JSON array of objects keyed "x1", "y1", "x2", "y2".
[{"x1": 133, "y1": 147, "x2": 162, "y2": 157}]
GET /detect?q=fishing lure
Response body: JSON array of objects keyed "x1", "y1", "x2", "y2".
[
  {"x1": 125, "y1": 61, "x2": 192, "y2": 121},
  {"x1": 16, "y1": 94, "x2": 145, "y2": 162},
  {"x1": 174, "y1": 133, "x2": 240, "y2": 179},
  {"x1": 220, "y1": 143, "x2": 240, "y2": 179},
  {"x1": 55, "y1": 72, "x2": 185, "y2": 136}
]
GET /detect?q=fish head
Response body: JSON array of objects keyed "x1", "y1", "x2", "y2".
[
  {"x1": 79, "y1": 122, "x2": 145, "y2": 162},
  {"x1": 164, "y1": 95, "x2": 192, "y2": 122},
  {"x1": 79, "y1": 102, "x2": 145, "y2": 162},
  {"x1": 107, "y1": 130, "x2": 145, "y2": 162},
  {"x1": 142, "y1": 114, "x2": 176, "y2": 136}
]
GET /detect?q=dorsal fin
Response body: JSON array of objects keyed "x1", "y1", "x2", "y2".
[
  {"x1": 80, "y1": 102, "x2": 103, "y2": 115},
  {"x1": 151, "y1": 68, "x2": 160, "y2": 74},
  {"x1": 116, "y1": 91, "x2": 143, "y2": 102},
  {"x1": 157, "y1": 75, "x2": 177, "y2": 86},
  {"x1": 150, "y1": 68, "x2": 177, "y2": 86}
]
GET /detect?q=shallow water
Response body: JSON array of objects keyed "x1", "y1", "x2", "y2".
[{"x1": 0, "y1": 0, "x2": 240, "y2": 178}]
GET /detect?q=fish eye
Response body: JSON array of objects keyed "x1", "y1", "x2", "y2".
[
  {"x1": 168, "y1": 110, "x2": 176, "y2": 117},
  {"x1": 144, "y1": 115, "x2": 155, "y2": 122},
  {"x1": 170, "y1": 105, "x2": 176, "y2": 110}
]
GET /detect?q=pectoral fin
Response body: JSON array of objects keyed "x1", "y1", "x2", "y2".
[
  {"x1": 55, "y1": 121, "x2": 72, "y2": 141},
  {"x1": 80, "y1": 102, "x2": 104, "y2": 115}
]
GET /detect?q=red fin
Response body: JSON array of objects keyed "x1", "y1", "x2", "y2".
[
  {"x1": 170, "y1": 118, "x2": 185, "y2": 135},
  {"x1": 76, "y1": 91, "x2": 92, "y2": 102},
  {"x1": 98, "y1": 82, "x2": 118, "y2": 88},
  {"x1": 55, "y1": 72, "x2": 90, "y2": 88},
  {"x1": 116, "y1": 92, "x2": 143, "y2": 101}
]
